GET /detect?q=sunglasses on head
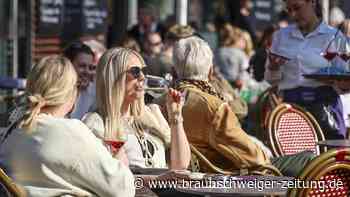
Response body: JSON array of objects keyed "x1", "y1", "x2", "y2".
[{"x1": 127, "y1": 66, "x2": 147, "y2": 79}]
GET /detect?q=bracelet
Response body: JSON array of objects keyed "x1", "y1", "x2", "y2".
[{"x1": 168, "y1": 116, "x2": 184, "y2": 125}]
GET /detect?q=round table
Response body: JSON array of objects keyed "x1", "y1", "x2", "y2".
[{"x1": 175, "y1": 175, "x2": 294, "y2": 197}]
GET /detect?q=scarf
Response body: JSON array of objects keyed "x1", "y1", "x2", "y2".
[{"x1": 175, "y1": 79, "x2": 225, "y2": 101}]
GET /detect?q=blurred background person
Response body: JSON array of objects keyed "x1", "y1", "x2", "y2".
[
  {"x1": 250, "y1": 25, "x2": 279, "y2": 82},
  {"x1": 215, "y1": 23, "x2": 250, "y2": 90},
  {"x1": 340, "y1": 19, "x2": 350, "y2": 38},
  {"x1": 142, "y1": 32, "x2": 163, "y2": 75},
  {"x1": 83, "y1": 39, "x2": 107, "y2": 82},
  {"x1": 329, "y1": 6, "x2": 345, "y2": 28},
  {"x1": 119, "y1": 35, "x2": 141, "y2": 53},
  {"x1": 128, "y1": 5, "x2": 165, "y2": 46},
  {"x1": 63, "y1": 42, "x2": 96, "y2": 119}
]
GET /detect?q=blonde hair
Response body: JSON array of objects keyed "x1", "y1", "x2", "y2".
[
  {"x1": 96, "y1": 47, "x2": 145, "y2": 140},
  {"x1": 21, "y1": 55, "x2": 78, "y2": 129},
  {"x1": 241, "y1": 30, "x2": 255, "y2": 57},
  {"x1": 219, "y1": 23, "x2": 242, "y2": 47}
]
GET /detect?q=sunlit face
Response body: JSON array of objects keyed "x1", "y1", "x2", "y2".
[
  {"x1": 146, "y1": 33, "x2": 163, "y2": 55},
  {"x1": 286, "y1": 0, "x2": 315, "y2": 30},
  {"x1": 123, "y1": 54, "x2": 146, "y2": 104},
  {"x1": 72, "y1": 53, "x2": 94, "y2": 90}
]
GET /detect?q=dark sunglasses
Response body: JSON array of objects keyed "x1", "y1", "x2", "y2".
[{"x1": 127, "y1": 66, "x2": 147, "y2": 79}]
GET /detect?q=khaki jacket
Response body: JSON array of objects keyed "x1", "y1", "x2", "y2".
[{"x1": 178, "y1": 84, "x2": 270, "y2": 172}]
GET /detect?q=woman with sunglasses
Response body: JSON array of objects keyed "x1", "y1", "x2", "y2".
[
  {"x1": 0, "y1": 55, "x2": 135, "y2": 197},
  {"x1": 265, "y1": 0, "x2": 350, "y2": 139},
  {"x1": 83, "y1": 47, "x2": 191, "y2": 169}
]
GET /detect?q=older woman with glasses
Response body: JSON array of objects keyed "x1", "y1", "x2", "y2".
[
  {"x1": 83, "y1": 47, "x2": 191, "y2": 169},
  {"x1": 0, "y1": 55, "x2": 135, "y2": 197}
]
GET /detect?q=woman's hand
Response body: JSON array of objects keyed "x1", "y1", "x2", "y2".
[
  {"x1": 166, "y1": 88, "x2": 184, "y2": 124},
  {"x1": 267, "y1": 49, "x2": 289, "y2": 70},
  {"x1": 115, "y1": 147, "x2": 129, "y2": 167}
]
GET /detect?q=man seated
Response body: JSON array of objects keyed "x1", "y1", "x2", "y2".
[{"x1": 172, "y1": 36, "x2": 314, "y2": 176}]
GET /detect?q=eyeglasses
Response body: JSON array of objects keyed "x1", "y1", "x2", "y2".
[
  {"x1": 127, "y1": 66, "x2": 147, "y2": 79},
  {"x1": 149, "y1": 41, "x2": 162, "y2": 47},
  {"x1": 77, "y1": 63, "x2": 96, "y2": 72}
]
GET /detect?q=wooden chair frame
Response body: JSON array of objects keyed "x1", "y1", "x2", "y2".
[
  {"x1": 0, "y1": 168, "x2": 25, "y2": 197},
  {"x1": 288, "y1": 148, "x2": 350, "y2": 197},
  {"x1": 267, "y1": 103, "x2": 326, "y2": 157},
  {"x1": 189, "y1": 144, "x2": 283, "y2": 176},
  {"x1": 255, "y1": 86, "x2": 281, "y2": 140}
]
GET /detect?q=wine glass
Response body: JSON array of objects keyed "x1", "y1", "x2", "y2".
[
  {"x1": 103, "y1": 119, "x2": 127, "y2": 156},
  {"x1": 321, "y1": 29, "x2": 341, "y2": 74}
]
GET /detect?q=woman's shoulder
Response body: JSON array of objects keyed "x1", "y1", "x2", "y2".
[
  {"x1": 37, "y1": 114, "x2": 91, "y2": 135},
  {"x1": 81, "y1": 112, "x2": 104, "y2": 139}
]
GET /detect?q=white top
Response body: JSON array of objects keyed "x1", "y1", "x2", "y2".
[
  {"x1": 70, "y1": 82, "x2": 96, "y2": 120},
  {"x1": 265, "y1": 22, "x2": 350, "y2": 90},
  {"x1": 82, "y1": 106, "x2": 169, "y2": 169},
  {"x1": 0, "y1": 114, "x2": 135, "y2": 197}
]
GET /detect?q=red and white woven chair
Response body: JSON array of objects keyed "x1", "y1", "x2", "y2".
[
  {"x1": 288, "y1": 148, "x2": 350, "y2": 197},
  {"x1": 266, "y1": 103, "x2": 326, "y2": 157}
]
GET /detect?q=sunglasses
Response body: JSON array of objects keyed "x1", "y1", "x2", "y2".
[{"x1": 127, "y1": 66, "x2": 147, "y2": 79}]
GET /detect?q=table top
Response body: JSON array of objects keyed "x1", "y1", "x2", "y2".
[
  {"x1": 317, "y1": 140, "x2": 350, "y2": 148},
  {"x1": 134, "y1": 170, "x2": 294, "y2": 197},
  {"x1": 175, "y1": 175, "x2": 294, "y2": 197},
  {"x1": 131, "y1": 167, "x2": 169, "y2": 175}
]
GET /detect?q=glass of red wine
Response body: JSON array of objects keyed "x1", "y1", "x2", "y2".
[
  {"x1": 103, "y1": 120, "x2": 127, "y2": 156},
  {"x1": 321, "y1": 29, "x2": 341, "y2": 74},
  {"x1": 340, "y1": 53, "x2": 350, "y2": 62}
]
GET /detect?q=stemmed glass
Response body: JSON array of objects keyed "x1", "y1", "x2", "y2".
[
  {"x1": 103, "y1": 119, "x2": 127, "y2": 156},
  {"x1": 339, "y1": 37, "x2": 350, "y2": 71},
  {"x1": 321, "y1": 29, "x2": 341, "y2": 74}
]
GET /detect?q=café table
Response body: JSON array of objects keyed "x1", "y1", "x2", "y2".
[
  {"x1": 175, "y1": 175, "x2": 294, "y2": 197},
  {"x1": 134, "y1": 169, "x2": 293, "y2": 197},
  {"x1": 317, "y1": 140, "x2": 350, "y2": 148}
]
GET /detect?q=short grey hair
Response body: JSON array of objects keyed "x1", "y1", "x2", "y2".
[{"x1": 173, "y1": 36, "x2": 213, "y2": 81}]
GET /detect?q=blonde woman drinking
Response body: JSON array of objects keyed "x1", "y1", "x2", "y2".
[{"x1": 83, "y1": 47, "x2": 191, "y2": 169}]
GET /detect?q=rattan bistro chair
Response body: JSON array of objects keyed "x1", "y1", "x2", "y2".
[
  {"x1": 266, "y1": 103, "x2": 326, "y2": 157},
  {"x1": 255, "y1": 86, "x2": 281, "y2": 139},
  {"x1": 288, "y1": 148, "x2": 350, "y2": 197},
  {"x1": 0, "y1": 168, "x2": 25, "y2": 197},
  {"x1": 189, "y1": 144, "x2": 283, "y2": 176}
]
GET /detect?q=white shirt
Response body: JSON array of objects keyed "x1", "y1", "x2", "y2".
[
  {"x1": 82, "y1": 109, "x2": 169, "y2": 169},
  {"x1": 0, "y1": 114, "x2": 135, "y2": 197},
  {"x1": 70, "y1": 82, "x2": 96, "y2": 120},
  {"x1": 265, "y1": 22, "x2": 350, "y2": 90}
]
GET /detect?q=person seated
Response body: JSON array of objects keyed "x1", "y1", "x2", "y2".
[
  {"x1": 0, "y1": 55, "x2": 135, "y2": 197},
  {"x1": 82, "y1": 47, "x2": 191, "y2": 170},
  {"x1": 63, "y1": 41, "x2": 96, "y2": 119},
  {"x1": 172, "y1": 36, "x2": 314, "y2": 176}
]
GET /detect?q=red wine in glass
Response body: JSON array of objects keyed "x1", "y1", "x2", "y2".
[
  {"x1": 104, "y1": 140, "x2": 125, "y2": 154},
  {"x1": 322, "y1": 51, "x2": 338, "y2": 61},
  {"x1": 340, "y1": 53, "x2": 350, "y2": 62}
]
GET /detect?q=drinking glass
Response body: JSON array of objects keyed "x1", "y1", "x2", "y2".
[{"x1": 103, "y1": 119, "x2": 127, "y2": 156}]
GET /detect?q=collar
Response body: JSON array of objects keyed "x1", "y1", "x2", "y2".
[{"x1": 290, "y1": 21, "x2": 329, "y2": 39}]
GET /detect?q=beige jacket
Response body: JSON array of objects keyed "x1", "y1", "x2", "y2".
[{"x1": 177, "y1": 84, "x2": 270, "y2": 172}]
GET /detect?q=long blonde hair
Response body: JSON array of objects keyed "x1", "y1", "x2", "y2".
[
  {"x1": 21, "y1": 55, "x2": 78, "y2": 130},
  {"x1": 96, "y1": 47, "x2": 145, "y2": 140}
]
